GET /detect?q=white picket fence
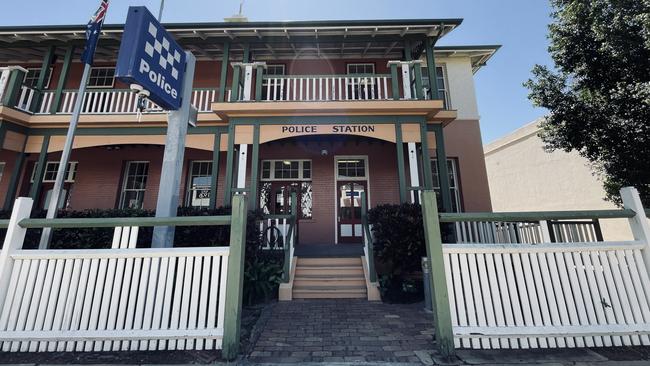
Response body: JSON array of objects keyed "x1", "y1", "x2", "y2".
[
  {"x1": 263, "y1": 75, "x2": 391, "y2": 102},
  {"x1": 442, "y1": 187, "x2": 650, "y2": 349},
  {"x1": 0, "y1": 198, "x2": 231, "y2": 352},
  {"x1": 454, "y1": 220, "x2": 601, "y2": 244}
]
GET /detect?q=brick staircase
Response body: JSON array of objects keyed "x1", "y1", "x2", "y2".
[{"x1": 292, "y1": 257, "x2": 368, "y2": 299}]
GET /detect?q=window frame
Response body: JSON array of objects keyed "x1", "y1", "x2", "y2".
[
  {"x1": 260, "y1": 159, "x2": 312, "y2": 182},
  {"x1": 422, "y1": 65, "x2": 450, "y2": 108},
  {"x1": 346, "y1": 63, "x2": 376, "y2": 75},
  {"x1": 30, "y1": 161, "x2": 78, "y2": 183},
  {"x1": 335, "y1": 156, "x2": 369, "y2": 181},
  {"x1": 118, "y1": 161, "x2": 149, "y2": 209},
  {"x1": 87, "y1": 66, "x2": 116, "y2": 89},
  {"x1": 185, "y1": 160, "x2": 213, "y2": 208},
  {"x1": 24, "y1": 67, "x2": 53, "y2": 89},
  {"x1": 431, "y1": 157, "x2": 462, "y2": 212}
]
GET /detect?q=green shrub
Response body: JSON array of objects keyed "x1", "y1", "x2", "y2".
[{"x1": 243, "y1": 256, "x2": 283, "y2": 306}]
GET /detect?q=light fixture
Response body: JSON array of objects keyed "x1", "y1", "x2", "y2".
[{"x1": 321, "y1": 149, "x2": 328, "y2": 156}]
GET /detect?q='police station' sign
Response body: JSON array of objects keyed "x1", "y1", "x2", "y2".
[{"x1": 115, "y1": 6, "x2": 186, "y2": 110}]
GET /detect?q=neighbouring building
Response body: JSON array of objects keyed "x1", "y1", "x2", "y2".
[
  {"x1": 0, "y1": 18, "x2": 497, "y2": 247},
  {"x1": 484, "y1": 119, "x2": 633, "y2": 241}
]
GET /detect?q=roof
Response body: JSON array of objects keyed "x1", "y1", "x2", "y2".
[
  {"x1": 483, "y1": 118, "x2": 545, "y2": 156},
  {"x1": 434, "y1": 45, "x2": 501, "y2": 73},
  {"x1": 0, "y1": 18, "x2": 464, "y2": 62}
]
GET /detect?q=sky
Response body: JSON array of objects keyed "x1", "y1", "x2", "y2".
[{"x1": 0, "y1": 0, "x2": 554, "y2": 144}]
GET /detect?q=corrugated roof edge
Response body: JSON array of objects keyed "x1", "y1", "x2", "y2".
[{"x1": 0, "y1": 18, "x2": 464, "y2": 32}]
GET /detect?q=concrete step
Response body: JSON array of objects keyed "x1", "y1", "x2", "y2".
[
  {"x1": 293, "y1": 275, "x2": 366, "y2": 287},
  {"x1": 295, "y1": 265, "x2": 364, "y2": 276},
  {"x1": 297, "y1": 257, "x2": 362, "y2": 266},
  {"x1": 292, "y1": 285, "x2": 368, "y2": 299}
]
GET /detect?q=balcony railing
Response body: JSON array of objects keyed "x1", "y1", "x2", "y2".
[
  {"x1": 14, "y1": 87, "x2": 219, "y2": 115},
  {"x1": 261, "y1": 74, "x2": 392, "y2": 102}
]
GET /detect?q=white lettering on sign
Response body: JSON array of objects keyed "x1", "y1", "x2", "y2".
[{"x1": 139, "y1": 59, "x2": 178, "y2": 99}]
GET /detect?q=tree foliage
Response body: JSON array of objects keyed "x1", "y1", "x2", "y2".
[{"x1": 525, "y1": 0, "x2": 650, "y2": 205}]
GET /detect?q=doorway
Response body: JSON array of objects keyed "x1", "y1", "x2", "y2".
[{"x1": 335, "y1": 156, "x2": 369, "y2": 244}]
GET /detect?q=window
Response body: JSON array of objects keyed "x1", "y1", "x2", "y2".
[
  {"x1": 431, "y1": 158, "x2": 461, "y2": 212},
  {"x1": 119, "y1": 161, "x2": 149, "y2": 209},
  {"x1": 262, "y1": 64, "x2": 286, "y2": 100},
  {"x1": 422, "y1": 66, "x2": 450, "y2": 108},
  {"x1": 260, "y1": 160, "x2": 311, "y2": 181},
  {"x1": 186, "y1": 161, "x2": 212, "y2": 208},
  {"x1": 23, "y1": 67, "x2": 53, "y2": 89},
  {"x1": 88, "y1": 67, "x2": 115, "y2": 88},
  {"x1": 337, "y1": 158, "x2": 367, "y2": 179},
  {"x1": 347, "y1": 63, "x2": 375, "y2": 75},
  {"x1": 31, "y1": 161, "x2": 78, "y2": 183}
]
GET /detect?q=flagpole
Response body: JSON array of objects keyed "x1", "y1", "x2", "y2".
[
  {"x1": 39, "y1": 0, "x2": 107, "y2": 248},
  {"x1": 38, "y1": 65, "x2": 92, "y2": 248}
]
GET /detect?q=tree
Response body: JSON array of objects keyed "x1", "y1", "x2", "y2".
[{"x1": 525, "y1": 0, "x2": 650, "y2": 205}]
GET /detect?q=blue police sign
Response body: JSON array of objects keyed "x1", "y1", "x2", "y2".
[{"x1": 115, "y1": 6, "x2": 186, "y2": 110}]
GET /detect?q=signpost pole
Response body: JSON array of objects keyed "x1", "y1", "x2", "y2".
[
  {"x1": 151, "y1": 51, "x2": 196, "y2": 248},
  {"x1": 39, "y1": 64, "x2": 92, "y2": 249}
]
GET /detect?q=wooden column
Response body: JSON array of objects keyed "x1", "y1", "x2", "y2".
[
  {"x1": 421, "y1": 190, "x2": 455, "y2": 357},
  {"x1": 419, "y1": 122, "x2": 434, "y2": 190},
  {"x1": 50, "y1": 46, "x2": 75, "y2": 114},
  {"x1": 432, "y1": 124, "x2": 452, "y2": 212},
  {"x1": 254, "y1": 65, "x2": 264, "y2": 101},
  {"x1": 209, "y1": 132, "x2": 221, "y2": 209},
  {"x1": 222, "y1": 194, "x2": 248, "y2": 360},
  {"x1": 223, "y1": 124, "x2": 236, "y2": 205},
  {"x1": 395, "y1": 122, "x2": 408, "y2": 203},
  {"x1": 229, "y1": 64, "x2": 241, "y2": 102},
  {"x1": 1, "y1": 69, "x2": 26, "y2": 107},
  {"x1": 31, "y1": 45, "x2": 55, "y2": 113},
  {"x1": 29, "y1": 135, "x2": 51, "y2": 203},
  {"x1": 425, "y1": 37, "x2": 440, "y2": 100},
  {"x1": 389, "y1": 63, "x2": 400, "y2": 100},
  {"x1": 218, "y1": 42, "x2": 230, "y2": 102},
  {"x1": 3, "y1": 140, "x2": 27, "y2": 211},
  {"x1": 248, "y1": 124, "x2": 260, "y2": 210}
]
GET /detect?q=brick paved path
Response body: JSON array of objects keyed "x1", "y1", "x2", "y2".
[{"x1": 247, "y1": 299, "x2": 436, "y2": 364}]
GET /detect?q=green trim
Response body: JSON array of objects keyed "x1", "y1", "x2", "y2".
[
  {"x1": 218, "y1": 42, "x2": 230, "y2": 102},
  {"x1": 254, "y1": 65, "x2": 264, "y2": 102},
  {"x1": 3, "y1": 141, "x2": 27, "y2": 211},
  {"x1": 389, "y1": 63, "x2": 400, "y2": 101},
  {"x1": 229, "y1": 64, "x2": 241, "y2": 102},
  {"x1": 222, "y1": 194, "x2": 247, "y2": 360},
  {"x1": 248, "y1": 124, "x2": 260, "y2": 210},
  {"x1": 419, "y1": 122, "x2": 434, "y2": 189},
  {"x1": 31, "y1": 45, "x2": 56, "y2": 113},
  {"x1": 261, "y1": 73, "x2": 389, "y2": 79},
  {"x1": 432, "y1": 124, "x2": 452, "y2": 212},
  {"x1": 50, "y1": 46, "x2": 74, "y2": 114},
  {"x1": 2, "y1": 69, "x2": 26, "y2": 106},
  {"x1": 209, "y1": 132, "x2": 221, "y2": 209},
  {"x1": 242, "y1": 43, "x2": 250, "y2": 63},
  {"x1": 421, "y1": 190, "x2": 455, "y2": 357},
  {"x1": 413, "y1": 62, "x2": 424, "y2": 100},
  {"x1": 440, "y1": 209, "x2": 636, "y2": 222},
  {"x1": 404, "y1": 40, "x2": 412, "y2": 61},
  {"x1": 395, "y1": 122, "x2": 408, "y2": 203},
  {"x1": 29, "y1": 135, "x2": 50, "y2": 201},
  {"x1": 425, "y1": 37, "x2": 440, "y2": 100},
  {"x1": 223, "y1": 123, "x2": 236, "y2": 205},
  {"x1": 231, "y1": 115, "x2": 424, "y2": 125},
  {"x1": 19, "y1": 215, "x2": 233, "y2": 229}
]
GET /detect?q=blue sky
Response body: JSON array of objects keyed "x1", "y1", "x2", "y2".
[{"x1": 0, "y1": 0, "x2": 553, "y2": 143}]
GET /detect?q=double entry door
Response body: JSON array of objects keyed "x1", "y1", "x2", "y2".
[{"x1": 337, "y1": 181, "x2": 367, "y2": 243}]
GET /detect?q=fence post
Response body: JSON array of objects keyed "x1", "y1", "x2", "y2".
[
  {"x1": 620, "y1": 186, "x2": 650, "y2": 268},
  {"x1": 0, "y1": 197, "x2": 33, "y2": 312},
  {"x1": 421, "y1": 190, "x2": 455, "y2": 357},
  {"x1": 222, "y1": 194, "x2": 248, "y2": 360}
]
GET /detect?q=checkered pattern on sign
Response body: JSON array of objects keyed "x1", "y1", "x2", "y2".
[{"x1": 144, "y1": 22, "x2": 181, "y2": 80}]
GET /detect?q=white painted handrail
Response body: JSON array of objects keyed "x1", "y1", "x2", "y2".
[
  {"x1": 263, "y1": 75, "x2": 391, "y2": 102},
  {"x1": 37, "y1": 88, "x2": 218, "y2": 115},
  {"x1": 15, "y1": 85, "x2": 35, "y2": 112}
]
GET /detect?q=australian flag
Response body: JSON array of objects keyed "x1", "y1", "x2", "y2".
[{"x1": 81, "y1": 0, "x2": 109, "y2": 65}]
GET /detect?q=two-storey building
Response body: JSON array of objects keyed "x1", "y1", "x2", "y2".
[{"x1": 0, "y1": 18, "x2": 497, "y2": 247}]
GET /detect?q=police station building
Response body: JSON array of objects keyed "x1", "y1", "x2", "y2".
[{"x1": 0, "y1": 18, "x2": 497, "y2": 246}]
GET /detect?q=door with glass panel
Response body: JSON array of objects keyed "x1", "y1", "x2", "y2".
[{"x1": 336, "y1": 157, "x2": 368, "y2": 243}]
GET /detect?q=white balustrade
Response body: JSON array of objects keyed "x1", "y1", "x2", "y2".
[
  {"x1": 15, "y1": 85, "x2": 35, "y2": 112},
  {"x1": 36, "y1": 88, "x2": 218, "y2": 115},
  {"x1": 263, "y1": 75, "x2": 391, "y2": 102}
]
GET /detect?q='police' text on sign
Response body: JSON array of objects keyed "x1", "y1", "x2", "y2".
[{"x1": 115, "y1": 6, "x2": 186, "y2": 110}]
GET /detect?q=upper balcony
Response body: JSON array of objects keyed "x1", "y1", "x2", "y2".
[{"x1": 0, "y1": 19, "x2": 497, "y2": 125}]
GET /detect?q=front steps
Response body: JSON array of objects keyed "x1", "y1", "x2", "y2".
[{"x1": 292, "y1": 257, "x2": 368, "y2": 299}]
